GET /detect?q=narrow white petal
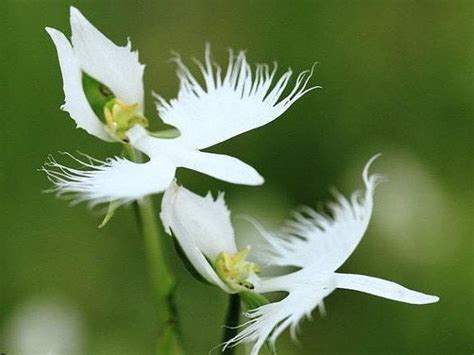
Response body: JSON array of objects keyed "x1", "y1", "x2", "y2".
[
  {"x1": 42, "y1": 153, "x2": 176, "y2": 205},
  {"x1": 70, "y1": 7, "x2": 145, "y2": 109},
  {"x1": 335, "y1": 273, "x2": 439, "y2": 304},
  {"x1": 178, "y1": 151, "x2": 264, "y2": 186},
  {"x1": 267, "y1": 155, "x2": 383, "y2": 272},
  {"x1": 46, "y1": 27, "x2": 111, "y2": 141},
  {"x1": 156, "y1": 45, "x2": 319, "y2": 150},
  {"x1": 160, "y1": 182, "x2": 237, "y2": 293}
]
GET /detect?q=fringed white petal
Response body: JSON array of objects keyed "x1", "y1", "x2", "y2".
[
  {"x1": 46, "y1": 27, "x2": 111, "y2": 141},
  {"x1": 70, "y1": 7, "x2": 145, "y2": 110},
  {"x1": 42, "y1": 153, "x2": 176, "y2": 206},
  {"x1": 160, "y1": 182, "x2": 237, "y2": 293},
  {"x1": 156, "y1": 45, "x2": 319, "y2": 150},
  {"x1": 335, "y1": 273, "x2": 439, "y2": 304},
  {"x1": 265, "y1": 155, "x2": 383, "y2": 272},
  {"x1": 225, "y1": 270, "x2": 335, "y2": 355},
  {"x1": 232, "y1": 271, "x2": 438, "y2": 354}
]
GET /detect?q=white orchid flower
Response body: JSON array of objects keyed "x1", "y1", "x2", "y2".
[
  {"x1": 161, "y1": 180, "x2": 259, "y2": 294},
  {"x1": 44, "y1": 7, "x2": 318, "y2": 205},
  {"x1": 45, "y1": 7, "x2": 145, "y2": 142},
  {"x1": 160, "y1": 156, "x2": 439, "y2": 354}
]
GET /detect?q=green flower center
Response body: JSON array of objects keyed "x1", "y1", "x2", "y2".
[
  {"x1": 103, "y1": 98, "x2": 148, "y2": 142},
  {"x1": 82, "y1": 72, "x2": 148, "y2": 142},
  {"x1": 214, "y1": 247, "x2": 260, "y2": 292}
]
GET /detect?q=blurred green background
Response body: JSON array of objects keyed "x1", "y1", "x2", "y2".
[{"x1": 2, "y1": 0, "x2": 473, "y2": 354}]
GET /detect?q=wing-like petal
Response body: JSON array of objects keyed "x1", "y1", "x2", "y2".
[
  {"x1": 42, "y1": 153, "x2": 176, "y2": 205},
  {"x1": 160, "y1": 182, "x2": 237, "y2": 292},
  {"x1": 226, "y1": 270, "x2": 335, "y2": 355},
  {"x1": 156, "y1": 45, "x2": 318, "y2": 150},
  {"x1": 46, "y1": 27, "x2": 111, "y2": 141},
  {"x1": 265, "y1": 155, "x2": 383, "y2": 272},
  {"x1": 70, "y1": 7, "x2": 145, "y2": 110},
  {"x1": 335, "y1": 273, "x2": 439, "y2": 304}
]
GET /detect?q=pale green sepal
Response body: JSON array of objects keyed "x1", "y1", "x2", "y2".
[
  {"x1": 149, "y1": 129, "x2": 181, "y2": 139},
  {"x1": 240, "y1": 291, "x2": 269, "y2": 310},
  {"x1": 98, "y1": 201, "x2": 121, "y2": 228}
]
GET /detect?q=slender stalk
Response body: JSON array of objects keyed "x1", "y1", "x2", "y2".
[
  {"x1": 222, "y1": 294, "x2": 241, "y2": 355},
  {"x1": 126, "y1": 145, "x2": 184, "y2": 354},
  {"x1": 137, "y1": 196, "x2": 175, "y2": 323}
]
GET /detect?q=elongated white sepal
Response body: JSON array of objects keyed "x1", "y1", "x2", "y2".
[
  {"x1": 156, "y1": 45, "x2": 319, "y2": 150},
  {"x1": 335, "y1": 273, "x2": 439, "y2": 305},
  {"x1": 46, "y1": 27, "x2": 111, "y2": 141}
]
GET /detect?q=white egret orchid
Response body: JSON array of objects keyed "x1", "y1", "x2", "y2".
[
  {"x1": 43, "y1": 7, "x2": 318, "y2": 205},
  {"x1": 160, "y1": 156, "x2": 439, "y2": 354},
  {"x1": 161, "y1": 180, "x2": 261, "y2": 294}
]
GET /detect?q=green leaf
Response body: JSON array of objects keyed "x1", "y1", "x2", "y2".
[{"x1": 98, "y1": 201, "x2": 121, "y2": 228}]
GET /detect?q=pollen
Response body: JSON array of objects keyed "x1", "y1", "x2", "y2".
[{"x1": 214, "y1": 247, "x2": 260, "y2": 292}]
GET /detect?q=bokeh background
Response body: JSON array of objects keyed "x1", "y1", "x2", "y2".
[{"x1": 2, "y1": 1, "x2": 473, "y2": 354}]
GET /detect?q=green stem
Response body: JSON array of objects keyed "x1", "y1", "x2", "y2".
[
  {"x1": 137, "y1": 196, "x2": 175, "y2": 322},
  {"x1": 222, "y1": 294, "x2": 241, "y2": 355},
  {"x1": 126, "y1": 145, "x2": 184, "y2": 354}
]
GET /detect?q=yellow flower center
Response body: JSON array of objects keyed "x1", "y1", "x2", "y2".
[
  {"x1": 103, "y1": 98, "x2": 149, "y2": 142},
  {"x1": 214, "y1": 247, "x2": 260, "y2": 292}
]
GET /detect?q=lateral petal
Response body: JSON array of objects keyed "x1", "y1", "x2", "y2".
[
  {"x1": 266, "y1": 155, "x2": 383, "y2": 272},
  {"x1": 43, "y1": 153, "x2": 176, "y2": 205},
  {"x1": 156, "y1": 45, "x2": 318, "y2": 150}
]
